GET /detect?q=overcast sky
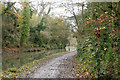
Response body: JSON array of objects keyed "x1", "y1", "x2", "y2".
[
  {"x1": 1, "y1": 0, "x2": 86, "y2": 18},
  {"x1": 40, "y1": 0, "x2": 86, "y2": 18}
]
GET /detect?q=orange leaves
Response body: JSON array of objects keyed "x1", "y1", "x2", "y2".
[
  {"x1": 22, "y1": 2, "x2": 26, "y2": 7},
  {"x1": 94, "y1": 22, "x2": 97, "y2": 24},
  {"x1": 92, "y1": 20, "x2": 95, "y2": 22},
  {"x1": 5, "y1": 13, "x2": 8, "y2": 15},
  {"x1": 86, "y1": 21, "x2": 90, "y2": 24},
  {"x1": 99, "y1": 14, "x2": 103, "y2": 18},
  {"x1": 15, "y1": 13, "x2": 22, "y2": 19},
  {"x1": 4, "y1": 10, "x2": 22, "y2": 19},
  {"x1": 87, "y1": 13, "x2": 117, "y2": 26},
  {"x1": 106, "y1": 15, "x2": 108, "y2": 18},
  {"x1": 9, "y1": 11, "x2": 14, "y2": 14},
  {"x1": 86, "y1": 13, "x2": 117, "y2": 26},
  {"x1": 97, "y1": 14, "x2": 104, "y2": 20},
  {"x1": 111, "y1": 18, "x2": 118, "y2": 21}
]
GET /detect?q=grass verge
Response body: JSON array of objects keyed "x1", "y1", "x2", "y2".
[{"x1": 1, "y1": 51, "x2": 70, "y2": 79}]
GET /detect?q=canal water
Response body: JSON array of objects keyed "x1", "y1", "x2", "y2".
[{"x1": 2, "y1": 49, "x2": 65, "y2": 71}]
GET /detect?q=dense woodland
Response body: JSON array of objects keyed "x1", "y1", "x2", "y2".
[
  {"x1": 1, "y1": 1, "x2": 120, "y2": 79},
  {"x1": 2, "y1": 2, "x2": 70, "y2": 50}
]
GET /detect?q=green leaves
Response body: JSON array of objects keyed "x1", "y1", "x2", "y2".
[
  {"x1": 76, "y1": 30, "x2": 119, "y2": 78},
  {"x1": 37, "y1": 17, "x2": 46, "y2": 32},
  {"x1": 20, "y1": 3, "x2": 30, "y2": 47}
]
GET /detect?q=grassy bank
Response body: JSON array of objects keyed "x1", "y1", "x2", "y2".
[{"x1": 1, "y1": 51, "x2": 69, "y2": 78}]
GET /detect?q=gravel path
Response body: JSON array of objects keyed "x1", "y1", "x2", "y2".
[{"x1": 30, "y1": 52, "x2": 77, "y2": 78}]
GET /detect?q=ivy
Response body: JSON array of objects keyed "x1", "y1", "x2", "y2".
[{"x1": 20, "y1": 3, "x2": 30, "y2": 47}]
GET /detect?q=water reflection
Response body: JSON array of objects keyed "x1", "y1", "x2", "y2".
[{"x1": 2, "y1": 49, "x2": 65, "y2": 71}]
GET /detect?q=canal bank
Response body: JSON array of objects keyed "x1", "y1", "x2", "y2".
[{"x1": 2, "y1": 49, "x2": 68, "y2": 78}]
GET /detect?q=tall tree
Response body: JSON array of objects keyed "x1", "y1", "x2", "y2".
[{"x1": 20, "y1": 3, "x2": 30, "y2": 47}]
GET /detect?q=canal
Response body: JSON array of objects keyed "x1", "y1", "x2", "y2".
[{"x1": 2, "y1": 49, "x2": 65, "y2": 71}]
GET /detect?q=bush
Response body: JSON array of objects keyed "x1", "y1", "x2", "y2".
[{"x1": 76, "y1": 35, "x2": 119, "y2": 78}]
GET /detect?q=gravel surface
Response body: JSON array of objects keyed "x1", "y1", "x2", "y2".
[{"x1": 29, "y1": 52, "x2": 77, "y2": 78}]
